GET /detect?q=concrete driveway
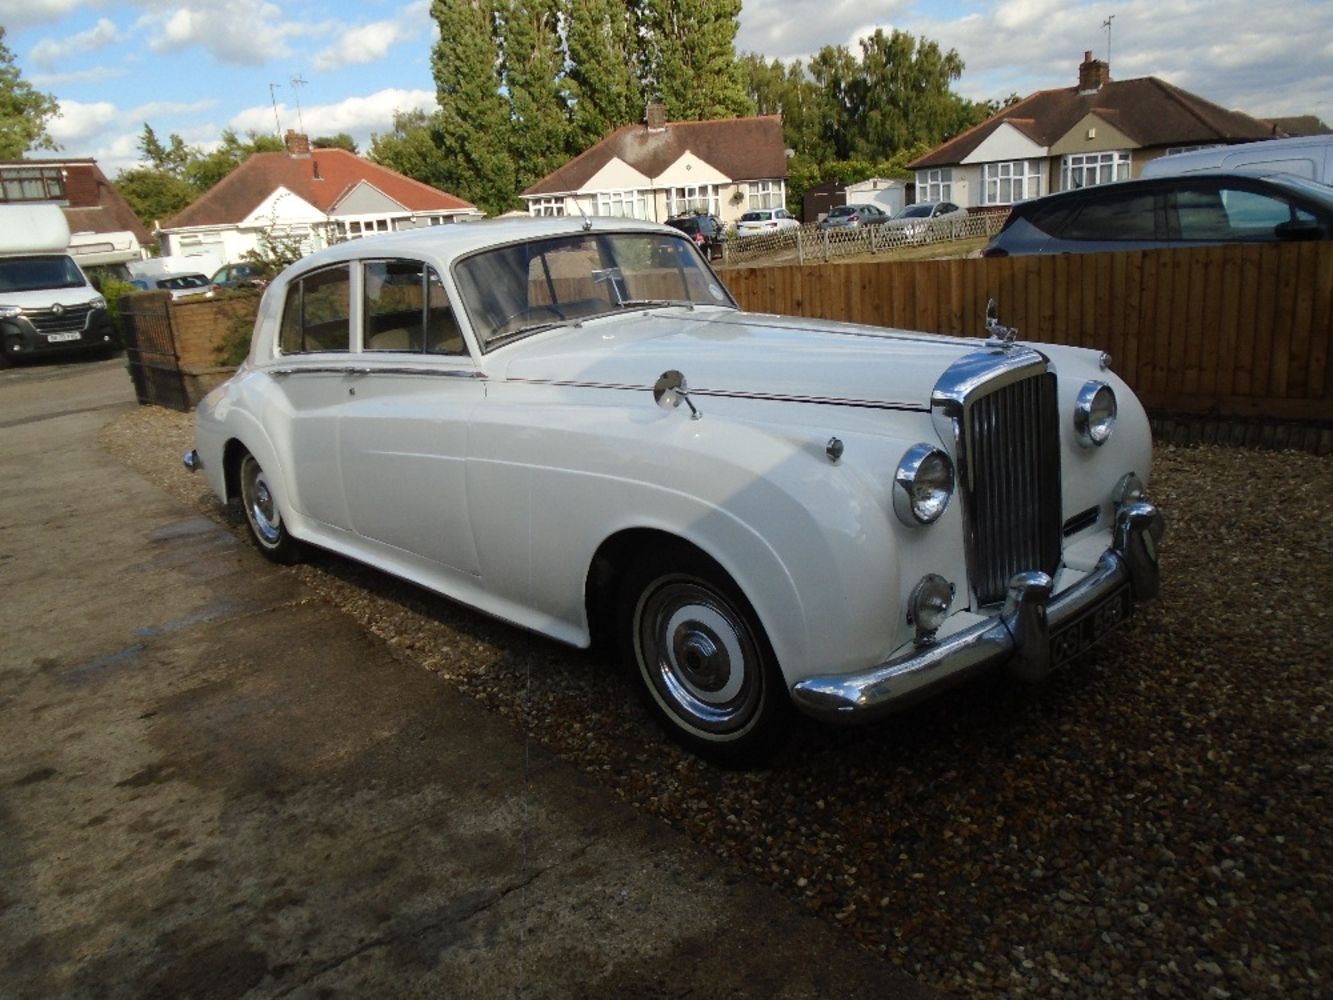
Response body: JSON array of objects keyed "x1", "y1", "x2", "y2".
[{"x1": 0, "y1": 357, "x2": 936, "y2": 998}]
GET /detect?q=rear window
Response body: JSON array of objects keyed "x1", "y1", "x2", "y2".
[{"x1": 740, "y1": 211, "x2": 770, "y2": 222}]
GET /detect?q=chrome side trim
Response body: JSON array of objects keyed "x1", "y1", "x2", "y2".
[
  {"x1": 505, "y1": 376, "x2": 927, "y2": 412},
  {"x1": 267, "y1": 365, "x2": 484, "y2": 379},
  {"x1": 790, "y1": 502, "x2": 1165, "y2": 724}
]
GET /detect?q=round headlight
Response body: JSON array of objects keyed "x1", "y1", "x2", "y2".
[
  {"x1": 893, "y1": 443, "x2": 955, "y2": 526},
  {"x1": 1075, "y1": 381, "x2": 1117, "y2": 447}
]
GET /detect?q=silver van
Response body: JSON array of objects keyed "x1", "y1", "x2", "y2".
[{"x1": 1139, "y1": 135, "x2": 1333, "y2": 186}]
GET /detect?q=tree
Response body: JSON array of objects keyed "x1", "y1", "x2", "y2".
[
  {"x1": 368, "y1": 109, "x2": 457, "y2": 191},
  {"x1": 638, "y1": 0, "x2": 751, "y2": 120},
  {"x1": 184, "y1": 129, "x2": 284, "y2": 193},
  {"x1": 138, "y1": 124, "x2": 195, "y2": 178},
  {"x1": 113, "y1": 168, "x2": 196, "y2": 227},
  {"x1": 312, "y1": 133, "x2": 358, "y2": 153},
  {"x1": 500, "y1": 0, "x2": 570, "y2": 193},
  {"x1": 0, "y1": 27, "x2": 61, "y2": 157},
  {"x1": 564, "y1": 0, "x2": 645, "y2": 148},
  {"x1": 430, "y1": 0, "x2": 516, "y2": 214}
]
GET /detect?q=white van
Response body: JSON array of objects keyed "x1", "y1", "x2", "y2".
[
  {"x1": 1139, "y1": 135, "x2": 1333, "y2": 186},
  {"x1": 0, "y1": 204, "x2": 115, "y2": 366}
]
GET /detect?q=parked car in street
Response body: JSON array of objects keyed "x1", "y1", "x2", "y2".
[
  {"x1": 819, "y1": 204, "x2": 891, "y2": 231},
  {"x1": 130, "y1": 273, "x2": 213, "y2": 299},
  {"x1": 735, "y1": 207, "x2": 800, "y2": 237},
  {"x1": 664, "y1": 213, "x2": 727, "y2": 259},
  {"x1": 983, "y1": 171, "x2": 1333, "y2": 256},
  {"x1": 186, "y1": 217, "x2": 1165, "y2": 764},
  {"x1": 209, "y1": 261, "x2": 267, "y2": 293},
  {"x1": 881, "y1": 201, "x2": 969, "y2": 242}
]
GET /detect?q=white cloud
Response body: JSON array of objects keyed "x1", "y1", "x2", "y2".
[
  {"x1": 30, "y1": 65, "x2": 128, "y2": 87},
  {"x1": 313, "y1": 20, "x2": 410, "y2": 72},
  {"x1": 229, "y1": 87, "x2": 437, "y2": 146},
  {"x1": 136, "y1": 0, "x2": 329, "y2": 66},
  {"x1": 47, "y1": 98, "x2": 116, "y2": 146},
  {"x1": 735, "y1": 0, "x2": 910, "y2": 61},
  {"x1": 0, "y1": 0, "x2": 88, "y2": 31},
  {"x1": 31, "y1": 17, "x2": 118, "y2": 67}
]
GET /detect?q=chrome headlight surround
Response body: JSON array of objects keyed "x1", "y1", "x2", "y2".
[
  {"x1": 0, "y1": 305, "x2": 22, "y2": 319},
  {"x1": 1112, "y1": 471, "x2": 1146, "y2": 507},
  {"x1": 1074, "y1": 380, "x2": 1117, "y2": 447},
  {"x1": 893, "y1": 443, "x2": 955, "y2": 526}
]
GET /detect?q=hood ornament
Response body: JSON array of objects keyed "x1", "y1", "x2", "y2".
[
  {"x1": 984, "y1": 298, "x2": 1019, "y2": 350},
  {"x1": 653, "y1": 369, "x2": 702, "y2": 420}
]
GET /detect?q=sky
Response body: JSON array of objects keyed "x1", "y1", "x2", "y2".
[{"x1": 3, "y1": 0, "x2": 1330, "y2": 177}]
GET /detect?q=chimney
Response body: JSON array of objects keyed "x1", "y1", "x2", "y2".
[
  {"x1": 645, "y1": 101, "x2": 667, "y2": 132},
  {"x1": 284, "y1": 129, "x2": 311, "y2": 157},
  {"x1": 1078, "y1": 50, "x2": 1110, "y2": 94}
]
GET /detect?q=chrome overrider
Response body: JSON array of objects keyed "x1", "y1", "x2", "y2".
[{"x1": 790, "y1": 501, "x2": 1165, "y2": 724}]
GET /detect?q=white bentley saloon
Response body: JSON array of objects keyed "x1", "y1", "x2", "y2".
[{"x1": 187, "y1": 217, "x2": 1165, "y2": 764}]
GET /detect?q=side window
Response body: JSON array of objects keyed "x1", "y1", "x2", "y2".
[
  {"x1": 278, "y1": 264, "x2": 351, "y2": 353},
  {"x1": 1060, "y1": 190, "x2": 1157, "y2": 241},
  {"x1": 363, "y1": 259, "x2": 466, "y2": 356},
  {"x1": 425, "y1": 269, "x2": 465, "y2": 355},
  {"x1": 364, "y1": 259, "x2": 425, "y2": 351}
]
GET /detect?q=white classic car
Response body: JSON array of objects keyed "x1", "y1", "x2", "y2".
[{"x1": 186, "y1": 217, "x2": 1165, "y2": 765}]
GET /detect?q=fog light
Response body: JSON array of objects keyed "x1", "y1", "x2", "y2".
[{"x1": 908, "y1": 573, "x2": 954, "y2": 642}]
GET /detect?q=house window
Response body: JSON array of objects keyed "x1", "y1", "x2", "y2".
[
  {"x1": 667, "y1": 185, "x2": 718, "y2": 217},
  {"x1": 0, "y1": 166, "x2": 66, "y2": 203},
  {"x1": 747, "y1": 180, "x2": 784, "y2": 210},
  {"x1": 983, "y1": 160, "x2": 1042, "y2": 205},
  {"x1": 529, "y1": 197, "x2": 565, "y2": 217},
  {"x1": 1062, "y1": 151, "x2": 1131, "y2": 190},
  {"x1": 595, "y1": 189, "x2": 650, "y2": 219},
  {"x1": 915, "y1": 169, "x2": 952, "y2": 203}
]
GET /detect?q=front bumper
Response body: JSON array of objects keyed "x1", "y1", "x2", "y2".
[{"x1": 790, "y1": 502, "x2": 1165, "y2": 724}]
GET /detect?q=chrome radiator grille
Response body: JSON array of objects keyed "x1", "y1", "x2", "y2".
[
  {"x1": 27, "y1": 303, "x2": 92, "y2": 333},
  {"x1": 963, "y1": 371, "x2": 1062, "y2": 606}
]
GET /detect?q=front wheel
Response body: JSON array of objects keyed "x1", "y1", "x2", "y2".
[
  {"x1": 238, "y1": 452, "x2": 302, "y2": 564},
  {"x1": 619, "y1": 545, "x2": 789, "y2": 766}
]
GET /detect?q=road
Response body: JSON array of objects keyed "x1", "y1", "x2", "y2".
[{"x1": 0, "y1": 355, "x2": 933, "y2": 997}]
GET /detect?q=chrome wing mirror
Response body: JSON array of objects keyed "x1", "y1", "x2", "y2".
[
  {"x1": 653, "y1": 369, "x2": 702, "y2": 420},
  {"x1": 984, "y1": 298, "x2": 1019, "y2": 349}
]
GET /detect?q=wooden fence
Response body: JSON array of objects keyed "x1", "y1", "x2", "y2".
[{"x1": 721, "y1": 242, "x2": 1333, "y2": 427}]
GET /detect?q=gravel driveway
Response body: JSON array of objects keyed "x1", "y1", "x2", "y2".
[{"x1": 103, "y1": 407, "x2": 1332, "y2": 998}]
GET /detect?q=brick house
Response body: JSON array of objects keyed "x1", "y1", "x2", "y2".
[
  {"x1": 521, "y1": 107, "x2": 789, "y2": 226},
  {"x1": 0, "y1": 158, "x2": 152, "y2": 266},
  {"x1": 908, "y1": 53, "x2": 1277, "y2": 211},
  {"x1": 157, "y1": 131, "x2": 480, "y2": 268}
]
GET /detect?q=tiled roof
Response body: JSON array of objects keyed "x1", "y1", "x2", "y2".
[
  {"x1": 522, "y1": 115, "x2": 787, "y2": 197},
  {"x1": 910, "y1": 76, "x2": 1275, "y2": 169},
  {"x1": 1263, "y1": 115, "x2": 1332, "y2": 137},
  {"x1": 161, "y1": 149, "x2": 475, "y2": 230}
]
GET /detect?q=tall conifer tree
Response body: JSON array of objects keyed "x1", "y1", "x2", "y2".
[
  {"x1": 638, "y1": 0, "x2": 751, "y2": 121},
  {"x1": 430, "y1": 0, "x2": 516, "y2": 214},
  {"x1": 564, "y1": 0, "x2": 645, "y2": 148},
  {"x1": 500, "y1": 0, "x2": 571, "y2": 193}
]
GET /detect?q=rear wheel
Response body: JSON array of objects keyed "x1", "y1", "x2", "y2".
[
  {"x1": 238, "y1": 452, "x2": 302, "y2": 564},
  {"x1": 619, "y1": 544, "x2": 788, "y2": 766}
]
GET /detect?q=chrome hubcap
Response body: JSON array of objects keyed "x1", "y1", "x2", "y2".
[
  {"x1": 241, "y1": 459, "x2": 282, "y2": 546},
  {"x1": 637, "y1": 578, "x2": 761, "y2": 735}
]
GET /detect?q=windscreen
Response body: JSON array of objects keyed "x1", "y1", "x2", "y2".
[
  {"x1": 0, "y1": 255, "x2": 87, "y2": 293},
  {"x1": 454, "y1": 231, "x2": 734, "y2": 351}
]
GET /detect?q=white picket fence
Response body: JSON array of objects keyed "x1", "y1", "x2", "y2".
[{"x1": 720, "y1": 211, "x2": 1008, "y2": 266}]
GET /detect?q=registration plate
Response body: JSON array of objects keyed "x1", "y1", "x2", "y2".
[
  {"x1": 46, "y1": 332, "x2": 82, "y2": 343},
  {"x1": 1051, "y1": 585, "x2": 1132, "y2": 666}
]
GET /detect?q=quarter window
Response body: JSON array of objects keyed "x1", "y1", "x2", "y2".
[
  {"x1": 279, "y1": 264, "x2": 351, "y2": 354},
  {"x1": 1062, "y1": 151, "x2": 1131, "y2": 190},
  {"x1": 983, "y1": 160, "x2": 1042, "y2": 205}
]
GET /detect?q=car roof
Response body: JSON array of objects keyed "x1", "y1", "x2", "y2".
[
  {"x1": 284, "y1": 216, "x2": 680, "y2": 274},
  {"x1": 1012, "y1": 169, "x2": 1333, "y2": 214}
]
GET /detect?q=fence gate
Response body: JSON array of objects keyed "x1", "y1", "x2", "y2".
[{"x1": 120, "y1": 294, "x2": 189, "y2": 411}]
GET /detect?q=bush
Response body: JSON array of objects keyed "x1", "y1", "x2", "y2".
[{"x1": 211, "y1": 290, "x2": 263, "y2": 367}]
